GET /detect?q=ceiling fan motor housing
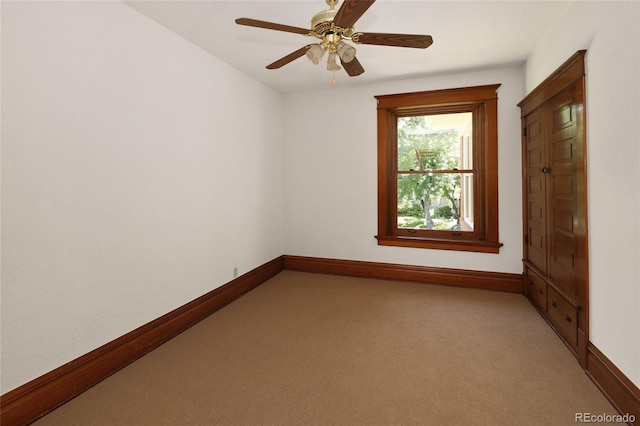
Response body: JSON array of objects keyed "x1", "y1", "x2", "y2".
[{"x1": 311, "y1": 9, "x2": 337, "y2": 34}]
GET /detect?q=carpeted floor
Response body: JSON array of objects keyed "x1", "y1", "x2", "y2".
[{"x1": 34, "y1": 271, "x2": 617, "y2": 425}]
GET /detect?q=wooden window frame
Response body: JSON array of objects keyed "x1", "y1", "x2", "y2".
[{"x1": 375, "y1": 84, "x2": 503, "y2": 253}]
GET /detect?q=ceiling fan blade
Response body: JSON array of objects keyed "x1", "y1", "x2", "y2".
[
  {"x1": 353, "y1": 32, "x2": 433, "y2": 49},
  {"x1": 341, "y1": 56, "x2": 365, "y2": 77},
  {"x1": 333, "y1": 0, "x2": 376, "y2": 29},
  {"x1": 266, "y1": 45, "x2": 313, "y2": 69},
  {"x1": 235, "y1": 18, "x2": 311, "y2": 35}
]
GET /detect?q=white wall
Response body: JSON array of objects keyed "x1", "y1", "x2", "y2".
[
  {"x1": 283, "y1": 66, "x2": 524, "y2": 274},
  {"x1": 526, "y1": 1, "x2": 640, "y2": 387},
  {"x1": 0, "y1": 1, "x2": 284, "y2": 393}
]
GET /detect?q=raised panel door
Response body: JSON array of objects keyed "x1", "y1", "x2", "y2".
[
  {"x1": 524, "y1": 108, "x2": 547, "y2": 272},
  {"x1": 545, "y1": 85, "x2": 585, "y2": 298}
]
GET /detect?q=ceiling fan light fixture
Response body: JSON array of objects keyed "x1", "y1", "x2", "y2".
[
  {"x1": 336, "y1": 41, "x2": 356, "y2": 63},
  {"x1": 235, "y1": 0, "x2": 434, "y2": 80},
  {"x1": 306, "y1": 43, "x2": 325, "y2": 64},
  {"x1": 326, "y1": 52, "x2": 342, "y2": 71}
]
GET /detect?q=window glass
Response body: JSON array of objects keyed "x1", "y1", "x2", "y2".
[{"x1": 396, "y1": 113, "x2": 473, "y2": 232}]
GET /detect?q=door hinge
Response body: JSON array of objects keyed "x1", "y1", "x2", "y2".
[
  {"x1": 523, "y1": 126, "x2": 527, "y2": 137},
  {"x1": 524, "y1": 234, "x2": 529, "y2": 244}
]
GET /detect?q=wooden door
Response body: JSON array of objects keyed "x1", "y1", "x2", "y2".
[
  {"x1": 545, "y1": 82, "x2": 586, "y2": 300},
  {"x1": 524, "y1": 108, "x2": 547, "y2": 273}
]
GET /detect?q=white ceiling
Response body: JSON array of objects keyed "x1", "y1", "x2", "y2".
[{"x1": 124, "y1": 0, "x2": 573, "y2": 94}]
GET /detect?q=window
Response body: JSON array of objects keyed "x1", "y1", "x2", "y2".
[{"x1": 375, "y1": 84, "x2": 502, "y2": 253}]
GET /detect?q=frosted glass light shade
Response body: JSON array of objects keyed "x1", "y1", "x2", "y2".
[
  {"x1": 306, "y1": 44, "x2": 325, "y2": 65},
  {"x1": 326, "y1": 53, "x2": 341, "y2": 71},
  {"x1": 336, "y1": 41, "x2": 356, "y2": 63}
]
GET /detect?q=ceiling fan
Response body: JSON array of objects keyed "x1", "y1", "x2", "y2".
[{"x1": 235, "y1": 0, "x2": 433, "y2": 78}]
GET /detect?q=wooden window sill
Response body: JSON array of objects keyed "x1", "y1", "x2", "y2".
[{"x1": 375, "y1": 235, "x2": 503, "y2": 253}]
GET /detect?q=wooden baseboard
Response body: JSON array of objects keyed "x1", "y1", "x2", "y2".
[
  {"x1": 0, "y1": 256, "x2": 284, "y2": 426},
  {"x1": 586, "y1": 344, "x2": 640, "y2": 425},
  {"x1": 283, "y1": 255, "x2": 523, "y2": 293}
]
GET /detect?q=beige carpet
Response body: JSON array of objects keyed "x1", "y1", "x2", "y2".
[{"x1": 34, "y1": 271, "x2": 617, "y2": 425}]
